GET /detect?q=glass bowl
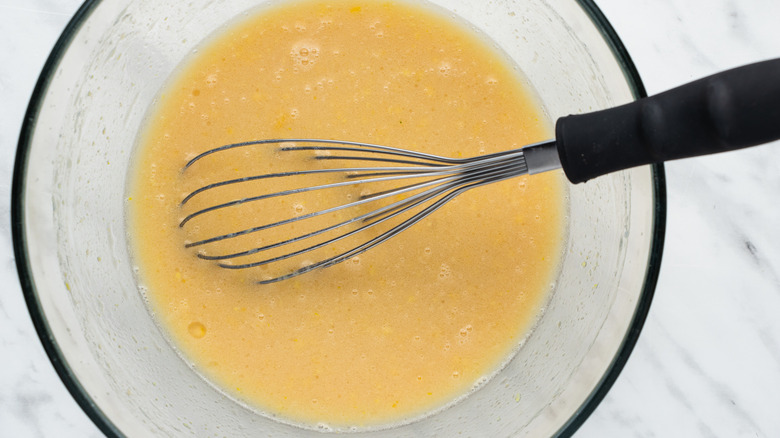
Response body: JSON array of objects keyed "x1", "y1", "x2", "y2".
[{"x1": 12, "y1": 0, "x2": 665, "y2": 436}]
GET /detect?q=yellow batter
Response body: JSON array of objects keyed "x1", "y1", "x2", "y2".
[{"x1": 127, "y1": 0, "x2": 565, "y2": 428}]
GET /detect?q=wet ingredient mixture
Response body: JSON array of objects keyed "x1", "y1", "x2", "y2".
[{"x1": 127, "y1": 0, "x2": 565, "y2": 428}]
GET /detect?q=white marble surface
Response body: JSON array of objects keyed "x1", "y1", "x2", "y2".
[{"x1": 1, "y1": 0, "x2": 779, "y2": 436}]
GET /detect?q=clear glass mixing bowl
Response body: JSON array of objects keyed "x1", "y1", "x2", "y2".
[{"x1": 13, "y1": 0, "x2": 665, "y2": 436}]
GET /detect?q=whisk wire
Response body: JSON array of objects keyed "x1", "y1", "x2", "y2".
[
  {"x1": 183, "y1": 169, "x2": 460, "y2": 248},
  {"x1": 178, "y1": 139, "x2": 551, "y2": 283},
  {"x1": 184, "y1": 138, "x2": 460, "y2": 170},
  {"x1": 183, "y1": 148, "x2": 528, "y2": 248},
  {"x1": 254, "y1": 165, "x2": 527, "y2": 284},
  {"x1": 180, "y1": 146, "x2": 527, "y2": 228},
  {"x1": 196, "y1": 173, "x2": 471, "y2": 262}
]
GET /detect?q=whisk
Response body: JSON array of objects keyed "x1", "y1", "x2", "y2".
[{"x1": 180, "y1": 58, "x2": 780, "y2": 284}]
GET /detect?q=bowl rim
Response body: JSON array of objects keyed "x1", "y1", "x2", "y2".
[
  {"x1": 11, "y1": 0, "x2": 665, "y2": 436},
  {"x1": 553, "y1": 2, "x2": 666, "y2": 436}
]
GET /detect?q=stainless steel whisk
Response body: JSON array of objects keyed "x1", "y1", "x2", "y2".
[
  {"x1": 180, "y1": 59, "x2": 780, "y2": 284},
  {"x1": 181, "y1": 138, "x2": 560, "y2": 283}
]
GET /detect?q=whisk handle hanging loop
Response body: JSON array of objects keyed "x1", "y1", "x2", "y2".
[{"x1": 555, "y1": 57, "x2": 780, "y2": 183}]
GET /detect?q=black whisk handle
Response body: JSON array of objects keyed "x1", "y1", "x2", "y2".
[{"x1": 555, "y1": 57, "x2": 780, "y2": 184}]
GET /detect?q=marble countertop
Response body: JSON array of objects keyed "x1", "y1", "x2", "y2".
[{"x1": 1, "y1": 0, "x2": 779, "y2": 436}]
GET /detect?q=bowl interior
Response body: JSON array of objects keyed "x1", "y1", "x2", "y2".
[{"x1": 14, "y1": 0, "x2": 662, "y2": 436}]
